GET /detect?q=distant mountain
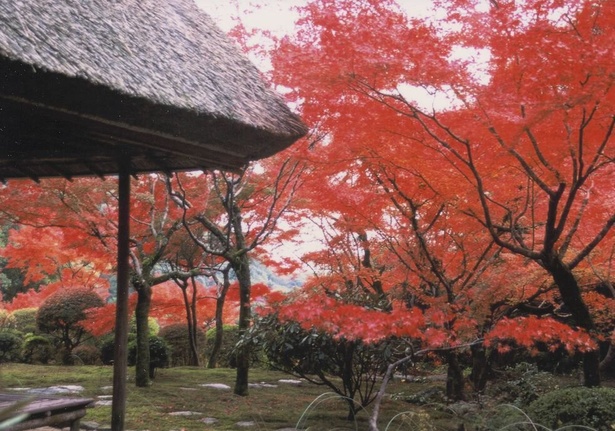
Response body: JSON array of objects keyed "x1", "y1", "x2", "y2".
[
  {"x1": 192, "y1": 259, "x2": 303, "y2": 292},
  {"x1": 249, "y1": 260, "x2": 303, "y2": 291}
]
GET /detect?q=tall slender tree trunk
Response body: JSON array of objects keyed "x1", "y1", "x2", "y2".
[
  {"x1": 135, "y1": 283, "x2": 152, "y2": 387},
  {"x1": 543, "y1": 253, "x2": 600, "y2": 387},
  {"x1": 470, "y1": 343, "x2": 489, "y2": 395},
  {"x1": 208, "y1": 268, "x2": 231, "y2": 369},
  {"x1": 342, "y1": 342, "x2": 357, "y2": 421},
  {"x1": 600, "y1": 343, "x2": 615, "y2": 375},
  {"x1": 446, "y1": 351, "x2": 465, "y2": 401},
  {"x1": 232, "y1": 254, "x2": 252, "y2": 396},
  {"x1": 189, "y1": 276, "x2": 200, "y2": 366},
  {"x1": 180, "y1": 279, "x2": 200, "y2": 366}
]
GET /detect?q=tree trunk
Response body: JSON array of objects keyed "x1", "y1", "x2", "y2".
[
  {"x1": 180, "y1": 280, "x2": 200, "y2": 366},
  {"x1": 135, "y1": 283, "x2": 152, "y2": 387},
  {"x1": 207, "y1": 320, "x2": 224, "y2": 369},
  {"x1": 446, "y1": 352, "x2": 465, "y2": 401},
  {"x1": 342, "y1": 342, "x2": 357, "y2": 421},
  {"x1": 232, "y1": 254, "x2": 252, "y2": 396},
  {"x1": 189, "y1": 276, "x2": 200, "y2": 366},
  {"x1": 470, "y1": 343, "x2": 489, "y2": 395},
  {"x1": 208, "y1": 269, "x2": 231, "y2": 369},
  {"x1": 544, "y1": 253, "x2": 600, "y2": 387},
  {"x1": 600, "y1": 343, "x2": 615, "y2": 375}
]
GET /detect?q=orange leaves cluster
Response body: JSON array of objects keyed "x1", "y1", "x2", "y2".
[
  {"x1": 240, "y1": 0, "x2": 615, "y2": 359},
  {"x1": 485, "y1": 316, "x2": 597, "y2": 354},
  {"x1": 277, "y1": 296, "x2": 426, "y2": 343}
]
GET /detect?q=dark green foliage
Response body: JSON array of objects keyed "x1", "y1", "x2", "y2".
[
  {"x1": 21, "y1": 334, "x2": 54, "y2": 364},
  {"x1": 159, "y1": 323, "x2": 205, "y2": 367},
  {"x1": 528, "y1": 387, "x2": 615, "y2": 430},
  {"x1": 393, "y1": 386, "x2": 446, "y2": 405},
  {"x1": 11, "y1": 308, "x2": 38, "y2": 334},
  {"x1": 205, "y1": 325, "x2": 241, "y2": 368},
  {"x1": 487, "y1": 362, "x2": 560, "y2": 407},
  {"x1": 0, "y1": 267, "x2": 36, "y2": 303},
  {"x1": 98, "y1": 333, "x2": 116, "y2": 365},
  {"x1": 0, "y1": 330, "x2": 22, "y2": 363},
  {"x1": 72, "y1": 344, "x2": 101, "y2": 365},
  {"x1": 0, "y1": 224, "x2": 40, "y2": 302},
  {"x1": 0, "y1": 309, "x2": 15, "y2": 330},
  {"x1": 246, "y1": 313, "x2": 403, "y2": 419},
  {"x1": 129, "y1": 315, "x2": 160, "y2": 337},
  {"x1": 99, "y1": 317, "x2": 156, "y2": 365},
  {"x1": 99, "y1": 333, "x2": 138, "y2": 365},
  {"x1": 36, "y1": 288, "x2": 104, "y2": 364},
  {"x1": 128, "y1": 335, "x2": 170, "y2": 379}
]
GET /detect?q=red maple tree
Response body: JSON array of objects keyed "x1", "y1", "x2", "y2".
[{"x1": 243, "y1": 0, "x2": 615, "y2": 388}]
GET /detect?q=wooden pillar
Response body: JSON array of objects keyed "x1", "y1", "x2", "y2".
[{"x1": 111, "y1": 159, "x2": 131, "y2": 431}]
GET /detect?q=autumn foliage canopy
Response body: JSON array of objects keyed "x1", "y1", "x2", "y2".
[
  {"x1": 0, "y1": 0, "x2": 614, "y2": 381},
  {"x1": 254, "y1": 0, "x2": 615, "y2": 358}
]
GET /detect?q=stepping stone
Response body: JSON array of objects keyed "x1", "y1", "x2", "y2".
[
  {"x1": 248, "y1": 382, "x2": 278, "y2": 388},
  {"x1": 27, "y1": 385, "x2": 85, "y2": 395},
  {"x1": 200, "y1": 383, "x2": 231, "y2": 390},
  {"x1": 94, "y1": 400, "x2": 113, "y2": 407},
  {"x1": 169, "y1": 411, "x2": 202, "y2": 416},
  {"x1": 97, "y1": 395, "x2": 113, "y2": 400},
  {"x1": 236, "y1": 420, "x2": 257, "y2": 427},
  {"x1": 201, "y1": 417, "x2": 218, "y2": 425}
]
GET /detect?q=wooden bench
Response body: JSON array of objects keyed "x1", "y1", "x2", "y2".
[{"x1": 0, "y1": 393, "x2": 93, "y2": 431}]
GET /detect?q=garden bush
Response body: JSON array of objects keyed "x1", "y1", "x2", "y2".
[
  {"x1": 128, "y1": 335, "x2": 170, "y2": 378},
  {"x1": 11, "y1": 308, "x2": 37, "y2": 334},
  {"x1": 36, "y1": 288, "x2": 104, "y2": 364},
  {"x1": 72, "y1": 344, "x2": 101, "y2": 365},
  {"x1": 159, "y1": 323, "x2": 205, "y2": 367},
  {"x1": 98, "y1": 316, "x2": 158, "y2": 365},
  {"x1": 129, "y1": 315, "x2": 160, "y2": 337},
  {"x1": 0, "y1": 330, "x2": 23, "y2": 363},
  {"x1": 205, "y1": 325, "x2": 240, "y2": 368},
  {"x1": 22, "y1": 334, "x2": 54, "y2": 364},
  {"x1": 528, "y1": 386, "x2": 615, "y2": 430},
  {"x1": 0, "y1": 309, "x2": 16, "y2": 330},
  {"x1": 98, "y1": 333, "x2": 116, "y2": 365},
  {"x1": 487, "y1": 362, "x2": 560, "y2": 406},
  {"x1": 247, "y1": 313, "x2": 403, "y2": 419}
]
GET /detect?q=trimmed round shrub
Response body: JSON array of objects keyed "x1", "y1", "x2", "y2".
[
  {"x1": 36, "y1": 288, "x2": 104, "y2": 364},
  {"x1": 528, "y1": 387, "x2": 615, "y2": 430},
  {"x1": 72, "y1": 344, "x2": 101, "y2": 365},
  {"x1": 0, "y1": 330, "x2": 23, "y2": 363},
  {"x1": 22, "y1": 334, "x2": 54, "y2": 364},
  {"x1": 128, "y1": 335, "x2": 170, "y2": 378},
  {"x1": 159, "y1": 323, "x2": 205, "y2": 367},
  {"x1": 11, "y1": 308, "x2": 38, "y2": 334}
]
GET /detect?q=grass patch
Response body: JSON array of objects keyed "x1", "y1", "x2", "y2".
[{"x1": 0, "y1": 364, "x2": 473, "y2": 430}]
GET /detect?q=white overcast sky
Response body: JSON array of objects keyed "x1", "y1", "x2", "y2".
[
  {"x1": 197, "y1": 0, "x2": 489, "y2": 112},
  {"x1": 199, "y1": 0, "x2": 437, "y2": 35}
]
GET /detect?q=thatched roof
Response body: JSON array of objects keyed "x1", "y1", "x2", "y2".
[{"x1": 0, "y1": 0, "x2": 307, "y2": 180}]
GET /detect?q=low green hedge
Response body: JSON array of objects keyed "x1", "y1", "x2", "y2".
[{"x1": 528, "y1": 386, "x2": 615, "y2": 430}]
